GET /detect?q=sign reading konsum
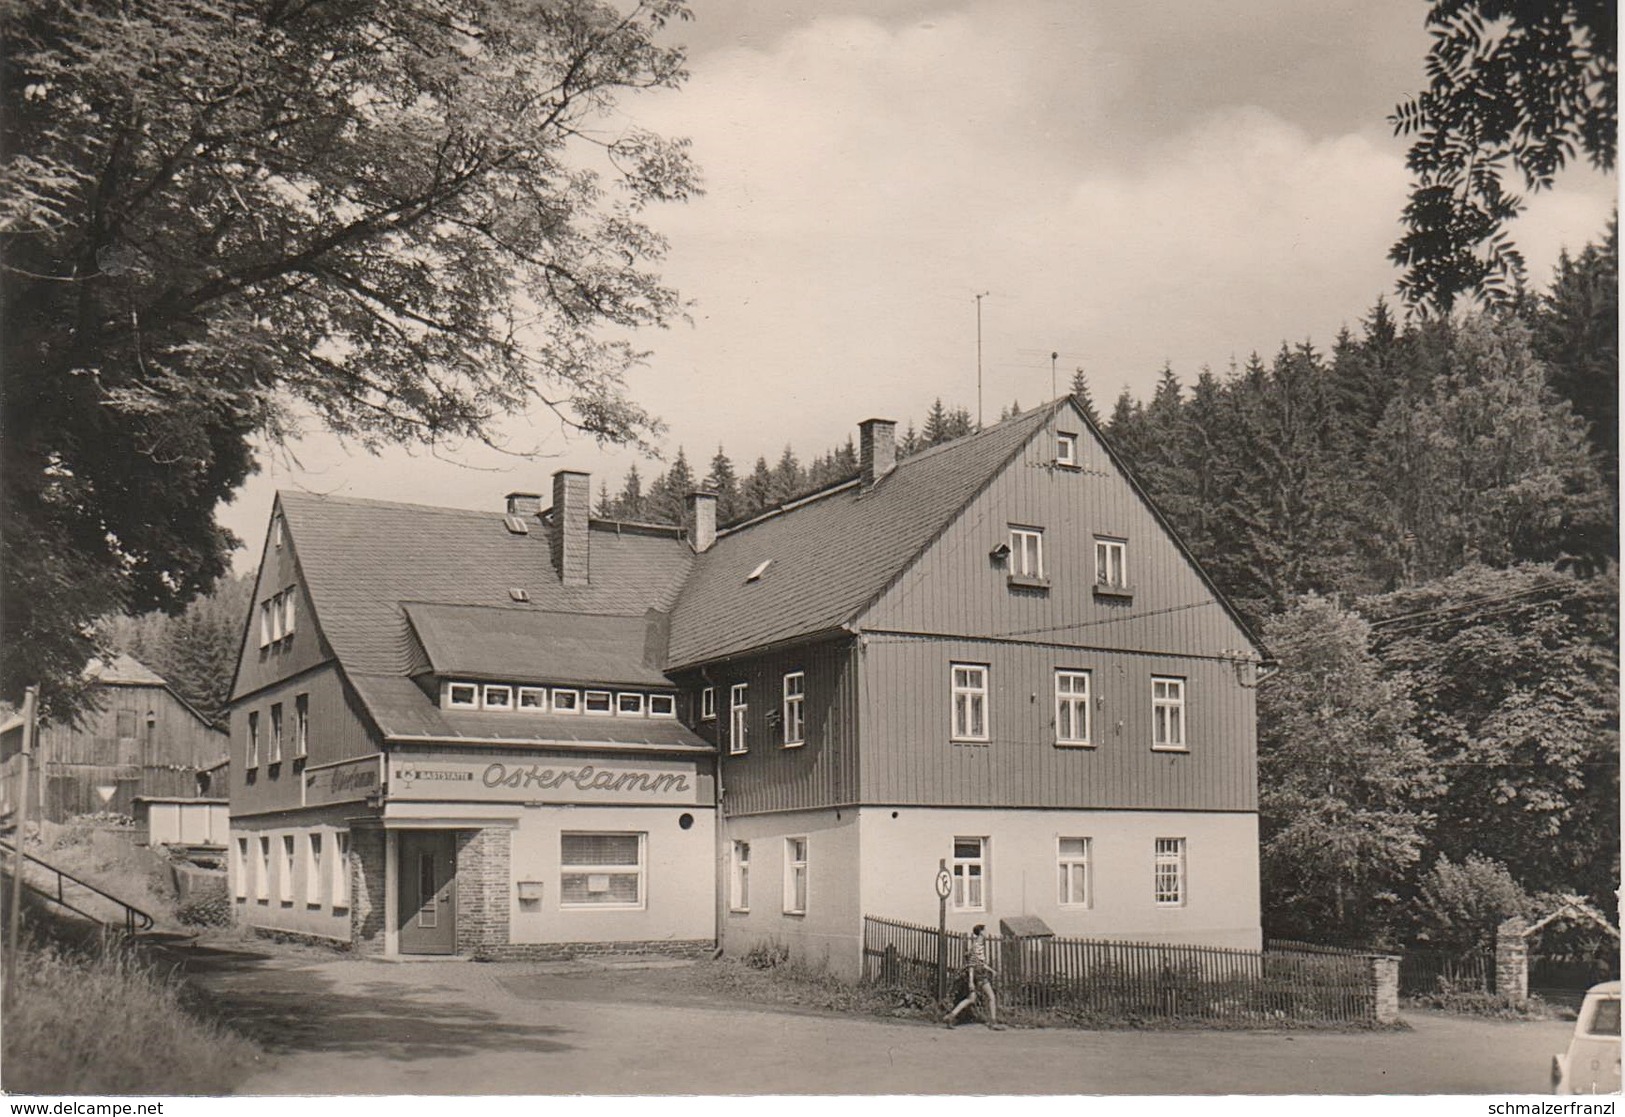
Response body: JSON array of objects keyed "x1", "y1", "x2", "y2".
[{"x1": 387, "y1": 752, "x2": 704, "y2": 805}]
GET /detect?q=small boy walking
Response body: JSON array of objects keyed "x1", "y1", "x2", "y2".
[{"x1": 944, "y1": 924, "x2": 1006, "y2": 1030}]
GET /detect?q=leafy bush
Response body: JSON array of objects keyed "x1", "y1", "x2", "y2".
[
  {"x1": 176, "y1": 881, "x2": 232, "y2": 927},
  {"x1": 743, "y1": 939, "x2": 791, "y2": 970},
  {"x1": 1405, "y1": 986, "x2": 1556, "y2": 1020},
  {"x1": 1412, "y1": 854, "x2": 1533, "y2": 950}
]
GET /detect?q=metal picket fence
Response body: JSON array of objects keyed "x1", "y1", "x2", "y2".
[{"x1": 863, "y1": 915, "x2": 1377, "y2": 1024}]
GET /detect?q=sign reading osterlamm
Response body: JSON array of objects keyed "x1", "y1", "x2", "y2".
[{"x1": 387, "y1": 753, "x2": 701, "y2": 804}]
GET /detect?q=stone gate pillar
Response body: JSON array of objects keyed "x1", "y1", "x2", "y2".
[{"x1": 1495, "y1": 917, "x2": 1529, "y2": 999}]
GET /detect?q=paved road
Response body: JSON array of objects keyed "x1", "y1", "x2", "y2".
[{"x1": 182, "y1": 946, "x2": 1572, "y2": 1095}]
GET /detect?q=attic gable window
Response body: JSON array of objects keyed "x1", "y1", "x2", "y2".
[
  {"x1": 517, "y1": 687, "x2": 547, "y2": 711},
  {"x1": 447, "y1": 683, "x2": 478, "y2": 709},
  {"x1": 483, "y1": 685, "x2": 513, "y2": 711},
  {"x1": 272, "y1": 516, "x2": 284, "y2": 549},
  {"x1": 584, "y1": 690, "x2": 613, "y2": 715},
  {"x1": 1056, "y1": 433, "x2": 1078, "y2": 467},
  {"x1": 551, "y1": 689, "x2": 580, "y2": 714}
]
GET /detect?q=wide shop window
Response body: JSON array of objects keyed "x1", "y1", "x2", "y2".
[{"x1": 560, "y1": 832, "x2": 646, "y2": 909}]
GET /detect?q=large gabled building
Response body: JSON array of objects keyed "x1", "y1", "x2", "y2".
[{"x1": 227, "y1": 398, "x2": 1268, "y2": 969}]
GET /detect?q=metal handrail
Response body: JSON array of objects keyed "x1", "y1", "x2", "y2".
[{"x1": 0, "y1": 838, "x2": 155, "y2": 934}]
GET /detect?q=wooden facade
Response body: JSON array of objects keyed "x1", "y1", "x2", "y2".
[
  {"x1": 230, "y1": 663, "x2": 382, "y2": 818},
  {"x1": 32, "y1": 667, "x2": 228, "y2": 822}
]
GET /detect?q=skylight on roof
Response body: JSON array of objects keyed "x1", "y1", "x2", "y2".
[
  {"x1": 745, "y1": 559, "x2": 772, "y2": 584},
  {"x1": 503, "y1": 514, "x2": 530, "y2": 535}
]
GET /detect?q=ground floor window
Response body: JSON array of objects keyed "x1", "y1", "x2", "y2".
[
  {"x1": 234, "y1": 837, "x2": 248, "y2": 900},
  {"x1": 306, "y1": 833, "x2": 323, "y2": 906},
  {"x1": 951, "y1": 836, "x2": 987, "y2": 912},
  {"x1": 1154, "y1": 837, "x2": 1186, "y2": 906},
  {"x1": 783, "y1": 837, "x2": 808, "y2": 914},
  {"x1": 256, "y1": 836, "x2": 271, "y2": 901},
  {"x1": 730, "y1": 840, "x2": 750, "y2": 912},
  {"x1": 1058, "y1": 836, "x2": 1091, "y2": 907},
  {"x1": 280, "y1": 835, "x2": 296, "y2": 903},
  {"x1": 333, "y1": 831, "x2": 351, "y2": 911},
  {"x1": 560, "y1": 832, "x2": 645, "y2": 909}
]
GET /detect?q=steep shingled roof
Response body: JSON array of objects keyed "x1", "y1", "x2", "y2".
[
  {"x1": 664, "y1": 404, "x2": 1060, "y2": 668},
  {"x1": 277, "y1": 491, "x2": 693, "y2": 679}
]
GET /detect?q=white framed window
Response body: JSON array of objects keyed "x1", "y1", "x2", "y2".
[
  {"x1": 482, "y1": 684, "x2": 513, "y2": 711},
  {"x1": 1056, "y1": 433, "x2": 1078, "y2": 466},
  {"x1": 1056, "y1": 670, "x2": 1091, "y2": 746},
  {"x1": 583, "y1": 690, "x2": 613, "y2": 716},
  {"x1": 730, "y1": 840, "x2": 750, "y2": 912},
  {"x1": 305, "y1": 833, "x2": 323, "y2": 906},
  {"x1": 784, "y1": 837, "x2": 808, "y2": 915},
  {"x1": 282, "y1": 588, "x2": 296, "y2": 637},
  {"x1": 1009, "y1": 526, "x2": 1044, "y2": 579},
  {"x1": 729, "y1": 684, "x2": 748, "y2": 755},
  {"x1": 279, "y1": 835, "x2": 295, "y2": 903},
  {"x1": 294, "y1": 694, "x2": 309, "y2": 757},
  {"x1": 560, "y1": 832, "x2": 645, "y2": 909},
  {"x1": 447, "y1": 683, "x2": 478, "y2": 709},
  {"x1": 234, "y1": 837, "x2": 249, "y2": 900},
  {"x1": 1058, "y1": 837, "x2": 1091, "y2": 908},
  {"x1": 265, "y1": 591, "x2": 286, "y2": 642},
  {"x1": 1095, "y1": 537, "x2": 1128, "y2": 589},
  {"x1": 272, "y1": 516, "x2": 284, "y2": 549},
  {"x1": 517, "y1": 686, "x2": 547, "y2": 711},
  {"x1": 258, "y1": 600, "x2": 272, "y2": 648},
  {"x1": 1154, "y1": 837, "x2": 1186, "y2": 906},
  {"x1": 269, "y1": 703, "x2": 284, "y2": 763},
  {"x1": 951, "y1": 664, "x2": 988, "y2": 742},
  {"x1": 649, "y1": 694, "x2": 676, "y2": 719},
  {"x1": 782, "y1": 672, "x2": 805, "y2": 747},
  {"x1": 700, "y1": 686, "x2": 716, "y2": 721},
  {"x1": 951, "y1": 836, "x2": 987, "y2": 912},
  {"x1": 256, "y1": 836, "x2": 271, "y2": 901},
  {"x1": 1152, "y1": 676, "x2": 1186, "y2": 750},
  {"x1": 551, "y1": 689, "x2": 580, "y2": 714},
  {"x1": 246, "y1": 710, "x2": 260, "y2": 768},
  {"x1": 617, "y1": 692, "x2": 645, "y2": 716},
  {"x1": 332, "y1": 831, "x2": 351, "y2": 910}
]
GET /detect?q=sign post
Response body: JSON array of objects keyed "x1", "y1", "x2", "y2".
[{"x1": 934, "y1": 858, "x2": 952, "y2": 1004}]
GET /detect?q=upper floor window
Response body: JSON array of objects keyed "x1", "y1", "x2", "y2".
[
  {"x1": 447, "y1": 683, "x2": 478, "y2": 709},
  {"x1": 649, "y1": 694, "x2": 676, "y2": 719},
  {"x1": 583, "y1": 690, "x2": 613, "y2": 716},
  {"x1": 517, "y1": 687, "x2": 547, "y2": 711},
  {"x1": 1055, "y1": 670, "x2": 1091, "y2": 746},
  {"x1": 483, "y1": 684, "x2": 513, "y2": 711},
  {"x1": 1009, "y1": 526, "x2": 1044, "y2": 579},
  {"x1": 784, "y1": 837, "x2": 808, "y2": 914},
  {"x1": 269, "y1": 703, "x2": 284, "y2": 764},
  {"x1": 294, "y1": 694, "x2": 309, "y2": 757},
  {"x1": 1152, "y1": 676, "x2": 1186, "y2": 750},
  {"x1": 551, "y1": 689, "x2": 580, "y2": 714},
  {"x1": 617, "y1": 692, "x2": 645, "y2": 717},
  {"x1": 1095, "y1": 537, "x2": 1128, "y2": 591},
  {"x1": 700, "y1": 687, "x2": 716, "y2": 721},
  {"x1": 1154, "y1": 837, "x2": 1186, "y2": 906},
  {"x1": 246, "y1": 710, "x2": 260, "y2": 768},
  {"x1": 951, "y1": 664, "x2": 988, "y2": 742},
  {"x1": 782, "y1": 672, "x2": 805, "y2": 747},
  {"x1": 729, "y1": 684, "x2": 749, "y2": 755},
  {"x1": 1056, "y1": 433, "x2": 1078, "y2": 466},
  {"x1": 951, "y1": 836, "x2": 987, "y2": 912}
]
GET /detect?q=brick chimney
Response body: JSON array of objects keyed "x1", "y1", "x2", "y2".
[
  {"x1": 550, "y1": 470, "x2": 590, "y2": 586},
  {"x1": 859, "y1": 418, "x2": 897, "y2": 488},
  {"x1": 686, "y1": 490, "x2": 718, "y2": 553},
  {"x1": 505, "y1": 491, "x2": 542, "y2": 517}
]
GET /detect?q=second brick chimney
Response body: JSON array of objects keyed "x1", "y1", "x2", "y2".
[
  {"x1": 686, "y1": 490, "x2": 718, "y2": 553},
  {"x1": 550, "y1": 470, "x2": 590, "y2": 586},
  {"x1": 859, "y1": 418, "x2": 898, "y2": 488}
]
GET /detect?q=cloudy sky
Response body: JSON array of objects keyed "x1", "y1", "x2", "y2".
[{"x1": 219, "y1": 0, "x2": 1617, "y2": 566}]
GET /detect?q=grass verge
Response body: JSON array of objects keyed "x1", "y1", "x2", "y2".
[{"x1": 2, "y1": 926, "x2": 261, "y2": 1095}]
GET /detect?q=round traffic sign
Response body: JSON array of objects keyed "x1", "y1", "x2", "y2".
[{"x1": 934, "y1": 868, "x2": 953, "y2": 899}]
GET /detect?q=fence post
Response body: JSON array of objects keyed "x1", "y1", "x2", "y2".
[
  {"x1": 1366, "y1": 954, "x2": 1401, "y2": 1023},
  {"x1": 1495, "y1": 917, "x2": 1529, "y2": 999}
]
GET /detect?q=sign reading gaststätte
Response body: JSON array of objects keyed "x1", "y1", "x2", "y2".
[{"x1": 387, "y1": 753, "x2": 702, "y2": 805}]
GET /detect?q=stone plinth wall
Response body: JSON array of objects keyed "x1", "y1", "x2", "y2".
[{"x1": 472, "y1": 938, "x2": 715, "y2": 962}]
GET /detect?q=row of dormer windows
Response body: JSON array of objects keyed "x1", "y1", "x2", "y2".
[
  {"x1": 258, "y1": 588, "x2": 296, "y2": 648},
  {"x1": 440, "y1": 681, "x2": 677, "y2": 719}
]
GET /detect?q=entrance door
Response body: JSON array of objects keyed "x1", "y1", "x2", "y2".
[{"x1": 398, "y1": 831, "x2": 457, "y2": 954}]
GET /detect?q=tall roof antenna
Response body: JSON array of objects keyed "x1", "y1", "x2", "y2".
[
  {"x1": 1051, "y1": 351, "x2": 1059, "y2": 403},
  {"x1": 975, "y1": 292, "x2": 990, "y2": 428}
]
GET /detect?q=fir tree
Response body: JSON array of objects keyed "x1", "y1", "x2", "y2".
[{"x1": 707, "y1": 446, "x2": 739, "y2": 524}]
